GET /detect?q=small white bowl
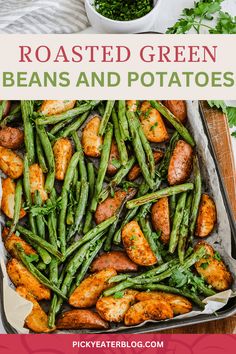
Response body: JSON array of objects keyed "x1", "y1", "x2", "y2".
[{"x1": 85, "y1": 0, "x2": 160, "y2": 34}]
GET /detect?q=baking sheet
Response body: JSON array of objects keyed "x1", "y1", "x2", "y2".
[{"x1": 0, "y1": 100, "x2": 236, "y2": 334}]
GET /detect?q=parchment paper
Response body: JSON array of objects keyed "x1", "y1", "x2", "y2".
[{"x1": 0, "y1": 100, "x2": 235, "y2": 334}]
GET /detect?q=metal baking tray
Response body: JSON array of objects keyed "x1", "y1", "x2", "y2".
[{"x1": 0, "y1": 101, "x2": 236, "y2": 334}]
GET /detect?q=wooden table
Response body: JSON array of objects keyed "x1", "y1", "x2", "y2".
[{"x1": 163, "y1": 101, "x2": 236, "y2": 334}]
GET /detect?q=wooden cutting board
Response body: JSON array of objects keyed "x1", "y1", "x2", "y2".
[{"x1": 161, "y1": 101, "x2": 236, "y2": 334}]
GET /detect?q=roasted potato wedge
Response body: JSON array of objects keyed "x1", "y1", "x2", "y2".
[
  {"x1": 6, "y1": 258, "x2": 51, "y2": 300},
  {"x1": 151, "y1": 197, "x2": 170, "y2": 244},
  {"x1": 2, "y1": 227, "x2": 36, "y2": 259},
  {"x1": 124, "y1": 299, "x2": 173, "y2": 326},
  {"x1": 107, "y1": 139, "x2": 120, "y2": 176},
  {"x1": 16, "y1": 286, "x2": 55, "y2": 333},
  {"x1": 95, "y1": 189, "x2": 127, "y2": 224},
  {"x1": 0, "y1": 127, "x2": 24, "y2": 149},
  {"x1": 168, "y1": 140, "x2": 193, "y2": 185},
  {"x1": 57, "y1": 309, "x2": 108, "y2": 329},
  {"x1": 96, "y1": 290, "x2": 138, "y2": 322},
  {"x1": 0, "y1": 100, "x2": 11, "y2": 118},
  {"x1": 90, "y1": 251, "x2": 138, "y2": 273},
  {"x1": 128, "y1": 150, "x2": 164, "y2": 181},
  {"x1": 53, "y1": 137, "x2": 73, "y2": 180},
  {"x1": 39, "y1": 100, "x2": 76, "y2": 116},
  {"x1": 82, "y1": 116, "x2": 103, "y2": 157},
  {"x1": 195, "y1": 194, "x2": 217, "y2": 237},
  {"x1": 136, "y1": 292, "x2": 192, "y2": 315},
  {"x1": 29, "y1": 163, "x2": 48, "y2": 202},
  {"x1": 163, "y1": 100, "x2": 187, "y2": 124},
  {"x1": 195, "y1": 242, "x2": 233, "y2": 291},
  {"x1": 0, "y1": 146, "x2": 23, "y2": 179},
  {"x1": 126, "y1": 100, "x2": 138, "y2": 112},
  {"x1": 122, "y1": 220, "x2": 157, "y2": 266},
  {"x1": 139, "y1": 101, "x2": 169, "y2": 143},
  {"x1": 1, "y1": 178, "x2": 26, "y2": 219},
  {"x1": 69, "y1": 268, "x2": 117, "y2": 308}
]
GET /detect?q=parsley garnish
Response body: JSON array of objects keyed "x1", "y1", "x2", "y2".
[
  {"x1": 214, "y1": 251, "x2": 222, "y2": 261},
  {"x1": 200, "y1": 262, "x2": 209, "y2": 269},
  {"x1": 113, "y1": 291, "x2": 124, "y2": 299}
]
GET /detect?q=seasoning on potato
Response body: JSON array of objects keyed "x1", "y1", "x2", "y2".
[
  {"x1": 56, "y1": 309, "x2": 109, "y2": 330},
  {"x1": 53, "y1": 137, "x2": 73, "y2": 180},
  {"x1": 95, "y1": 189, "x2": 127, "y2": 224},
  {"x1": 163, "y1": 100, "x2": 187, "y2": 124},
  {"x1": 82, "y1": 116, "x2": 103, "y2": 157},
  {"x1": 1, "y1": 178, "x2": 26, "y2": 219},
  {"x1": 29, "y1": 163, "x2": 48, "y2": 202},
  {"x1": 151, "y1": 197, "x2": 170, "y2": 244},
  {"x1": 0, "y1": 146, "x2": 23, "y2": 179},
  {"x1": 107, "y1": 139, "x2": 120, "y2": 176},
  {"x1": 39, "y1": 100, "x2": 76, "y2": 116},
  {"x1": 0, "y1": 127, "x2": 24, "y2": 149},
  {"x1": 195, "y1": 194, "x2": 217, "y2": 237},
  {"x1": 90, "y1": 251, "x2": 138, "y2": 273},
  {"x1": 168, "y1": 140, "x2": 193, "y2": 185},
  {"x1": 126, "y1": 100, "x2": 138, "y2": 112}
]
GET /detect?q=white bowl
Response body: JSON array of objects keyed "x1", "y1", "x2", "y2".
[{"x1": 85, "y1": 0, "x2": 160, "y2": 34}]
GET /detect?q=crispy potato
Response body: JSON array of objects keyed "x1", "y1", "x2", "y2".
[
  {"x1": 151, "y1": 197, "x2": 170, "y2": 244},
  {"x1": 126, "y1": 100, "x2": 138, "y2": 112},
  {"x1": 6, "y1": 258, "x2": 51, "y2": 300},
  {"x1": 163, "y1": 100, "x2": 187, "y2": 124},
  {"x1": 53, "y1": 137, "x2": 73, "y2": 180},
  {"x1": 82, "y1": 116, "x2": 103, "y2": 157},
  {"x1": 124, "y1": 299, "x2": 173, "y2": 326},
  {"x1": 29, "y1": 163, "x2": 48, "y2": 202},
  {"x1": 139, "y1": 101, "x2": 169, "y2": 143},
  {"x1": 39, "y1": 100, "x2": 76, "y2": 116},
  {"x1": 95, "y1": 189, "x2": 127, "y2": 224},
  {"x1": 136, "y1": 292, "x2": 192, "y2": 315},
  {"x1": 0, "y1": 100, "x2": 11, "y2": 118},
  {"x1": 1, "y1": 178, "x2": 26, "y2": 219},
  {"x1": 122, "y1": 220, "x2": 157, "y2": 266},
  {"x1": 107, "y1": 139, "x2": 120, "y2": 176},
  {"x1": 128, "y1": 150, "x2": 164, "y2": 181},
  {"x1": 2, "y1": 227, "x2": 36, "y2": 259},
  {"x1": 96, "y1": 290, "x2": 138, "y2": 322},
  {"x1": 16, "y1": 286, "x2": 55, "y2": 333},
  {"x1": 69, "y1": 268, "x2": 117, "y2": 308},
  {"x1": 90, "y1": 251, "x2": 138, "y2": 273},
  {"x1": 57, "y1": 309, "x2": 108, "y2": 329},
  {"x1": 168, "y1": 140, "x2": 193, "y2": 185},
  {"x1": 0, "y1": 127, "x2": 24, "y2": 149},
  {"x1": 0, "y1": 146, "x2": 23, "y2": 179},
  {"x1": 195, "y1": 242, "x2": 233, "y2": 291},
  {"x1": 195, "y1": 194, "x2": 217, "y2": 237}
]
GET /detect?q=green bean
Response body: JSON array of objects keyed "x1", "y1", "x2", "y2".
[
  {"x1": 169, "y1": 194, "x2": 177, "y2": 222},
  {"x1": 65, "y1": 215, "x2": 116, "y2": 258},
  {"x1": 127, "y1": 183, "x2": 194, "y2": 209},
  {"x1": 157, "y1": 131, "x2": 180, "y2": 179},
  {"x1": 118, "y1": 100, "x2": 130, "y2": 140},
  {"x1": 34, "y1": 190, "x2": 45, "y2": 240},
  {"x1": 91, "y1": 123, "x2": 113, "y2": 212},
  {"x1": 178, "y1": 193, "x2": 193, "y2": 263},
  {"x1": 47, "y1": 190, "x2": 58, "y2": 285},
  {"x1": 0, "y1": 103, "x2": 21, "y2": 127},
  {"x1": 35, "y1": 134, "x2": 48, "y2": 173},
  {"x1": 169, "y1": 192, "x2": 187, "y2": 254},
  {"x1": 136, "y1": 177, "x2": 162, "y2": 219},
  {"x1": 112, "y1": 109, "x2": 128, "y2": 165},
  {"x1": 75, "y1": 181, "x2": 81, "y2": 201},
  {"x1": 8, "y1": 179, "x2": 23, "y2": 237},
  {"x1": 98, "y1": 102, "x2": 105, "y2": 116},
  {"x1": 139, "y1": 217, "x2": 163, "y2": 265},
  {"x1": 48, "y1": 268, "x2": 65, "y2": 328},
  {"x1": 99, "y1": 100, "x2": 115, "y2": 136},
  {"x1": 57, "y1": 111, "x2": 90, "y2": 137},
  {"x1": 189, "y1": 156, "x2": 202, "y2": 243},
  {"x1": 184, "y1": 270, "x2": 216, "y2": 297},
  {"x1": 72, "y1": 131, "x2": 87, "y2": 181},
  {"x1": 0, "y1": 101, "x2": 7, "y2": 120},
  {"x1": 150, "y1": 101, "x2": 195, "y2": 147},
  {"x1": 36, "y1": 124, "x2": 55, "y2": 193},
  {"x1": 83, "y1": 162, "x2": 95, "y2": 234},
  {"x1": 21, "y1": 101, "x2": 35, "y2": 164}
]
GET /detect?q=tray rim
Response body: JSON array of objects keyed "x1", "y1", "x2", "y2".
[{"x1": 0, "y1": 101, "x2": 236, "y2": 334}]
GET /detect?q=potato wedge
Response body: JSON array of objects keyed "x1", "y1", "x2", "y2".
[
  {"x1": 151, "y1": 197, "x2": 170, "y2": 244},
  {"x1": 29, "y1": 163, "x2": 47, "y2": 202},
  {"x1": 57, "y1": 309, "x2": 108, "y2": 329},
  {"x1": 195, "y1": 242, "x2": 233, "y2": 291},
  {"x1": 16, "y1": 286, "x2": 55, "y2": 333},
  {"x1": 195, "y1": 194, "x2": 217, "y2": 237},
  {"x1": 90, "y1": 251, "x2": 138, "y2": 273},
  {"x1": 0, "y1": 146, "x2": 23, "y2": 179},
  {"x1": 124, "y1": 299, "x2": 173, "y2": 326},
  {"x1": 168, "y1": 140, "x2": 193, "y2": 185},
  {"x1": 136, "y1": 292, "x2": 192, "y2": 315},
  {"x1": 2, "y1": 227, "x2": 36, "y2": 259},
  {"x1": 0, "y1": 127, "x2": 24, "y2": 149},
  {"x1": 69, "y1": 268, "x2": 117, "y2": 308},
  {"x1": 139, "y1": 101, "x2": 169, "y2": 143},
  {"x1": 6, "y1": 258, "x2": 51, "y2": 300},
  {"x1": 96, "y1": 290, "x2": 138, "y2": 322},
  {"x1": 128, "y1": 150, "x2": 164, "y2": 181},
  {"x1": 1, "y1": 178, "x2": 26, "y2": 219},
  {"x1": 39, "y1": 100, "x2": 76, "y2": 116},
  {"x1": 82, "y1": 116, "x2": 103, "y2": 157},
  {"x1": 107, "y1": 139, "x2": 120, "y2": 176},
  {"x1": 95, "y1": 189, "x2": 127, "y2": 224},
  {"x1": 0, "y1": 100, "x2": 11, "y2": 118},
  {"x1": 163, "y1": 100, "x2": 187, "y2": 124},
  {"x1": 53, "y1": 137, "x2": 73, "y2": 180},
  {"x1": 126, "y1": 100, "x2": 138, "y2": 112},
  {"x1": 122, "y1": 220, "x2": 157, "y2": 266}
]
